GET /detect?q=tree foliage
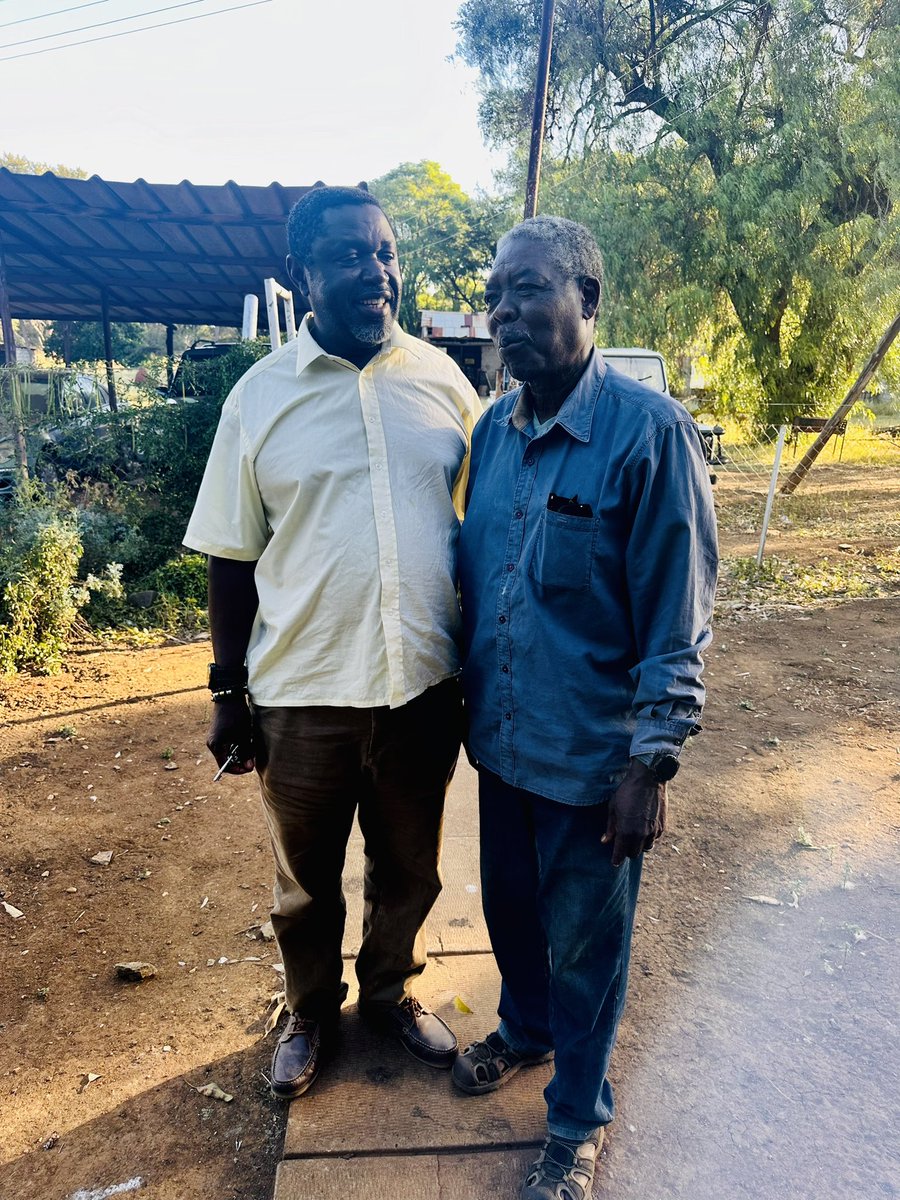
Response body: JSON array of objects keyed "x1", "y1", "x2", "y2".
[
  {"x1": 370, "y1": 161, "x2": 505, "y2": 332},
  {"x1": 0, "y1": 151, "x2": 86, "y2": 178},
  {"x1": 44, "y1": 321, "x2": 151, "y2": 367},
  {"x1": 456, "y1": 0, "x2": 900, "y2": 424}
]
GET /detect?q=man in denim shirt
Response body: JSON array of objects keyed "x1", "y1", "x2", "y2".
[{"x1": 453, "y1": 216, "x2": 717, "y2": 1200}]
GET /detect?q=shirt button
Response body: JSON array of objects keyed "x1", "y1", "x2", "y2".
[
  {"x1": 514, "y1": 510, "x2": 523, "y2": 519},
  {"x1": 501, "y1": 664, "x2": 509, "y2": 673},
  {"x1": 504, "y1": 712, "x2": 512, "y2": 720},
  {"x1": 506, "y1": 564, "x2": 514, "y2": 572},
  {"x1": 524, "y1": 457, "x2": 534, "y2": 466},
  {"x1": 498, "y1": 615, "x2": 506, "y2": 624}
]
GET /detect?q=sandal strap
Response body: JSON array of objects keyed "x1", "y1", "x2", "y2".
[
  {"x1": 461, "y1": 1031, "x2": 528, "y2": 1083},
  {"x1": 525, "y1": 1136, "x2": 598, "y2": 1200}
]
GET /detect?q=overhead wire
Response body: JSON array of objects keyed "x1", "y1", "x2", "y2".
[
  {"x1": 0, "y1": 0, "x2": 235, "y2": 50},
  {"x1": 0, "y1": 0, "x2": 272, "y2": 62},
  {"x1": 0, "y1": 1, "x2": 111, "y2": 32}
]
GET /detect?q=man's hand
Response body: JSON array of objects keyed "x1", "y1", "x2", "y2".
[
  {"x1": 602, "y1": 758, "x2": 667, "y2": 867},
  {"x1": 207, "y1": 696, "x2": 256, "y2": 776}
]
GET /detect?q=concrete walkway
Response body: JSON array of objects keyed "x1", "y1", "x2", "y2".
[{"x1": 273, "y1": 760, "x2": 548, "y2": 1199}]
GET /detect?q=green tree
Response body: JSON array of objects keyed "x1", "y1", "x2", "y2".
[
  {"x1": 370, "y1": 161, "x2": 504, "y2": 333},
  {"x1": 44, "y1": 322, "x2": 152, "y2": 367},
  {"x1": 1, "y1": 151, "x2": 87, "y2": 178},
  {"x1": 456, "y1": 0, "x2": 900, "y2": 425}
]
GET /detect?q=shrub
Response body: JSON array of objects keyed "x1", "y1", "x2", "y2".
[{"x1": 0, "y1": 508, "x2": 84, "y2": 674}]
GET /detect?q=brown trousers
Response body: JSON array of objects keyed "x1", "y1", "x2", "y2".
[{"x1": 254, "y1": 679, "x2": 462, "y2": 1017}]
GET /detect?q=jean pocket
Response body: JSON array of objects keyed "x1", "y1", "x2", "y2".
[{"x1": 528, "y1": 507, "x2": 598, "y2": 591}]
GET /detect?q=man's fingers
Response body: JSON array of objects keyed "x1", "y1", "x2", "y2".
[{"x1": 602, "y1": 810, "x2": 616, "y2": 845}]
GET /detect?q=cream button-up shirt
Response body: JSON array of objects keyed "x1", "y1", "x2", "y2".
[{"x1": 184, "y1": 315, "x2": 482, "y2": 709}]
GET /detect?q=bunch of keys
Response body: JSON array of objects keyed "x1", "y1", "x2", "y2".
[{"x1": 213, "y1": 744, "x2": 241, "y2": 782}]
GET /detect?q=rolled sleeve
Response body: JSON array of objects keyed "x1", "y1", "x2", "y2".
[
  {"x1": 624, "y1": 420, "x2": 718, "y2": 759},
  {"x1": 183, "y1": 392, "x2": 269, "y2": 561}
]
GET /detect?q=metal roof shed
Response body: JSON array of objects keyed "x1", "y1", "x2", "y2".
[{"x1": 0, "y1": 170, "x2": 312, "y2": 406}]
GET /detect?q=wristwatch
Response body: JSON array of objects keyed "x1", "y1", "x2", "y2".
[
  {"x1": 633, "y1": 751, "x2": 680, "y2": 782},
  {"x1": 207, "y1": 662, "x2": 248, "y2": 701}
]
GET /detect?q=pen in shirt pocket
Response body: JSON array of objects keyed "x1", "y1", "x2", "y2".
[{"x1": 547, "y1": 492, "x2": 594, "y2": 518}]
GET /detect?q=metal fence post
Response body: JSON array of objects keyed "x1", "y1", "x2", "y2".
[{"x1": 757, "y1": 425, "x2": 788, "y2": 565}]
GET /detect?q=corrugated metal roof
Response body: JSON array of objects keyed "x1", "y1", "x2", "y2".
[{"x1": 0, "y1": 170, "x2": 312, "y2": 327}]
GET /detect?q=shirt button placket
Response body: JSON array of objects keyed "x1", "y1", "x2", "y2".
[{"x1": 498, "y1": 445, "x2": 538, "y2": 776}]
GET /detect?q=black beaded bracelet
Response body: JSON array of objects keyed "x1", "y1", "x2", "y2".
[{"x1": 211, "y1": 686, "x2": 248, "y2": 703}]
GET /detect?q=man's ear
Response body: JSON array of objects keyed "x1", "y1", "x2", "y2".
[
  {"x1": 581, "y1": 275, "x2": 601, "y2": 320},
  {"x1": 286, "y1": 254, "x2": 310, "y2": 305}
]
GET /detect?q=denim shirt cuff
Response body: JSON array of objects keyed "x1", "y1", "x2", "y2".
[{"x1": 629, "y1": 716, "x2": 696, "y2": 759}]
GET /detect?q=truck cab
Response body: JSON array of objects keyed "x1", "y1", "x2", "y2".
[{"x1": 599, "y1": 347, "x2": 725, "y2": 478}]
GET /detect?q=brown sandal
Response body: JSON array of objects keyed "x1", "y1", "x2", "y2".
[{"x1": 451, "y1": 1030, "x2": 553, "y2": 1095}]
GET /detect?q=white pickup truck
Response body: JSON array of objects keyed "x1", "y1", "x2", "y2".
[{"x1": 599, "y1": 347, "x2": 726, "y2": 480}]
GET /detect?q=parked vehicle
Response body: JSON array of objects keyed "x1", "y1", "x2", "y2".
[
  {"x1": 164, "y1": 340, "x2": 239, "y2": 401},
  {"x1": 599, "y1": 347, "x2": 726, "y2": 480}
]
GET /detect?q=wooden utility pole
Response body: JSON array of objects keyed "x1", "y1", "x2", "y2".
[
  {"x1": 780, "y1": 311, "x2": 900, "y2": 495},
  {"x1": 524, "y1": 0, "x2": 556, "y2": 220},
  {"x1": 100, "y1": 290, "x2": 119, "y2": 412},
  {"x1": 0, "y1": 237, "x2": 16, "y2": 366}
]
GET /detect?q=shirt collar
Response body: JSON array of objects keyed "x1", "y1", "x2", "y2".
[
  {"x1": 494, "y1": 350, "x2": 606, "y2": 443},
  {"x1": 294, "y1": 311, "x2": 423, "y2": 377}
]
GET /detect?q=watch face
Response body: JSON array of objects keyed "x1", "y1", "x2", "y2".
[{"x1": 654, "y1": 754, "x2": 680, "y2": 782}]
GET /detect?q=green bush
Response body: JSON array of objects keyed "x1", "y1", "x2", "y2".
[
  {"x1": 0, "y1": 506, "x2": 84, "y2": 674},
  {"x1": 0, "y1": 342, "x2": 269, "y2": 659},
  {"x1": 145, "y1": 553, "x2": 207, "y2": 604},
  {"x1": 35, "y1": 340, "x2": 270, "y2": 581}
]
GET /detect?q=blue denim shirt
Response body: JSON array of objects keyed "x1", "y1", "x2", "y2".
[{"x1": 458, "y1": 353, "x2": 718, "y2": 806}]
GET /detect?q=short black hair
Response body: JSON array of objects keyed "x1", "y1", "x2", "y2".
[{"x1": 286, "y1": 185, "x2": 385, "y2": 271}]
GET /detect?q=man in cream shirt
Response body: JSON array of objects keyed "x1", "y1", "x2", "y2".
[{"x1": 184, "y1": 185, "x2": 481, "y2": 1102}]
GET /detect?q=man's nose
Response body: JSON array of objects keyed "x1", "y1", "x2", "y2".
[
  {"x1": 361, "y1": 255, "x2": 390, "y2": 284},
  {"x1": 489, "y1": 291, "x2": 515, "y2": 325}
]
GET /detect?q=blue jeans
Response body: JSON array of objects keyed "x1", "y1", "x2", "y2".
[{"x1": 478, "y1": 769, "x2": 643, "y2": 1140}]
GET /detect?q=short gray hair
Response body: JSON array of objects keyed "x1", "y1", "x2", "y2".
[{"x1": 497, "y1": 216, "x2": 604, "y2": 296}]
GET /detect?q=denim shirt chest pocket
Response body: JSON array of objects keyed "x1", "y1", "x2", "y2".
[{"x1": 527, "y1": 507, "x2": 599, "y2": 591}]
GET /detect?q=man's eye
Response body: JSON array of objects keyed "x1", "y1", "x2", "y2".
[
  {"x1": 484, "y1": 296, "x2": 498, "y2": 310},
  {"x1": 379, "y1": 251, "x2": 396, "y2": 263}
]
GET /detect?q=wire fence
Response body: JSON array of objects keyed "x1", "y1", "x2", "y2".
[
  {"x1": 707, "y1": 412, "x2": 900, "y2": 526},
  {"x1": 708, "y1": 409, "x2": 900, "y2": 612}
]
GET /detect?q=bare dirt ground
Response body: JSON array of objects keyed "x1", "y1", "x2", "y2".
[{"x1": 1, "y1": 464, "x2": 898, "y2": 1200}]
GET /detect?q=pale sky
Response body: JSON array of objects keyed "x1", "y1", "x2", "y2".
[{"x1": 1, "y1": 0, "x2": 506, "y2": 194}]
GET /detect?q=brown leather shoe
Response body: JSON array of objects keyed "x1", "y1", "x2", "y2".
[
  {"x1": 270, "y1": 1013, "x2": 331, "y2": 1100},
  {"x1": 362, "y1": 996, "x2": 458, "y2": 1068}
]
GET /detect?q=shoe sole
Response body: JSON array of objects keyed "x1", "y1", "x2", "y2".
[
  {"x1": 453, "y1": 1050, "x2": 554, "y2": 1095},
  {"x1": 270, "y1": 1061, "x2": 320, "y2": 1100},
  {"x1": 396, "y1": 1036, "x2": 457, "y2": 1070}
]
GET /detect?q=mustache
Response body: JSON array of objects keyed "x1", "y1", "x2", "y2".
[{"x1": 496, "y1": 330, "x2": 533, "y2": 348}]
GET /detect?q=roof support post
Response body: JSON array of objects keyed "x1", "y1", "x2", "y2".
[
  {"x1": 166, "y1": 324, "x2": 176, "y2": 388},
  {"x1": 100, "y1": 290, "x2": 119, "y2": 412},
  {"x1": 0, "y1": 235, "x2": 17, "y2": 365}
]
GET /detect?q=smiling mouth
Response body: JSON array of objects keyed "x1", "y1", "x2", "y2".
[{"x1": 358, "y1": 296, "x2": 390, "y2": 311}]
